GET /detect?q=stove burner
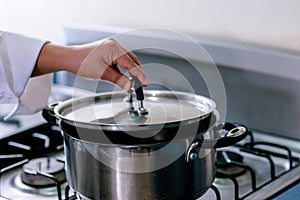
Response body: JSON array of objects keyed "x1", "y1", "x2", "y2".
[
  {"x1": 21, "y1": 157, "x2": 66, "y2": 188},
  {"x1": 216, "y1": 151, "x2": 247, "y2": 177},
  {"x1": 217, "y1": 151, "x2": 244, "y2": 164},
  {"x1": 214, "y1": 151, "x2": 255, "y2": 188}
]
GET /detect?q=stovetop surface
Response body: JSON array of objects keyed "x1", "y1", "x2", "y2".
[
  {"x1": 0, "y1": 124, "x2": 299, "y2": 200},
  {"x1": 1, "y1": 85, "x2": 300, "y2": 200},
  {"x1": 198, "y1": 130, "x2": 300, "y2": 200}
]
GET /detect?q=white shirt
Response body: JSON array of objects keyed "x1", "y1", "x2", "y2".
[{"x1": 0, "y1": 31, "x2": 52, "y2": 119}]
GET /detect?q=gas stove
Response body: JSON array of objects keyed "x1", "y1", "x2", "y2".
[
  {"x1": 198, "y1": 130, "x2": 300, "y2": 200},
  {"x1": 0, "y1": 123, "x2": 70, "y2": 200},
  {"x1": 0, "y1": 84, "x2": 300, "y2": 200},
  {"x1": 0, "y1": 121, "x2": 300, "y2": 200}
]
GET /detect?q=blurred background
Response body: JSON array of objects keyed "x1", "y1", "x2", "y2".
[
  {"x1": 1, "y1": 0, "x2": 300, "y2": 137},
  {"x1": 0, "y1": 0, "x2": 299, "y2": 52}
]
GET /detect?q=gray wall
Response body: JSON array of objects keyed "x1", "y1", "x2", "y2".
[{"x1": 138, "y1": 53, "x2": 300, "y2": 139}]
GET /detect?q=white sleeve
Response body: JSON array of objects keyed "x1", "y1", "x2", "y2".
[{"x1": 0, "y1": 31, "x2": 52, "y2": 119}]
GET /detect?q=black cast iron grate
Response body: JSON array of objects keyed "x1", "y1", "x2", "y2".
[
  {"x1": 0, "y1": 123, "x2": 63, "y2": 174},
  {"x1": 215, "y1": 131, "x2": 300, "y2": 200}
]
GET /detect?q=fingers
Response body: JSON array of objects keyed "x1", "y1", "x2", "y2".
[
  {"x1": 103, "y1": 59, "x2": 146, "y2": 91},
  {"x1": 116, "y1": 53, "x2": 147, "y2": 87},
  {"x1": 110, "y1": 40, "x2": 141, "y2": 66},
  {"x1": 122, "y1": 47, "x2": 142, "y2": 66},
  {"x1": 77, "y1": 38, "x2": 147, "y2": 91},
  {"x1": 108, "y1": 40, "x2": 147, "y2": 87},
  {"x1": 102, "y1": 65, "x2": 132, "y2": 91}
]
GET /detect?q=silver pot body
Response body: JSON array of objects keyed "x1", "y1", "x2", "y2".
[
  {"x1": 42, "y1": 91, "x2": 247, "y2": 199},
  {"x1": 63, "y1": 127, "x2": 218, "y2": 200}
]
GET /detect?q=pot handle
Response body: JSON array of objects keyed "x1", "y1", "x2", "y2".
[
  {"x1": 42, "y1": 102, "x2": 60, "y2": 125},
  {"x1": 212, "y1": 123, "x2": 248, "y2": 148},
  {"x1": 186, "y1": 123, "x2": 247, "y2": 162}
]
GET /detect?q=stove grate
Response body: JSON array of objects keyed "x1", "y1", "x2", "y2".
[{"x1": 215, "y1": 130, "x2": 300, "y2": 200}]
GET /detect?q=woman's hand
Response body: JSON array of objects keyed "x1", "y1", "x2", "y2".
[{"x1": 33, "y1": 38, "x2": 147, "y2": 91}]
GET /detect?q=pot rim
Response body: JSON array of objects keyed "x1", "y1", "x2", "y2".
[
  {"x1": 62, "y1": 110, "x2": 220, "y2": 148},
  {"x1": 53, "y1": 90, "x2": 217, "y2": 132}
]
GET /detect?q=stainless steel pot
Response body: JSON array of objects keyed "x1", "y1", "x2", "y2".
[{"x1": 43, "y1": 90, "x2": 247, "y2": 200}]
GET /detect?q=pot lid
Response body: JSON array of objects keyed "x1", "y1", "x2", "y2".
[{"x1": 54, "y1": 90, "x2": 216, "y2": 131}]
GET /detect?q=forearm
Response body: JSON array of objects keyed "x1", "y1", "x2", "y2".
[
  {"x1": 32, "y1": 42, "x2": 92, "y2": 77},
  {"x1": 31, "y1": 38, "x2": 147, "y2": 91}
]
